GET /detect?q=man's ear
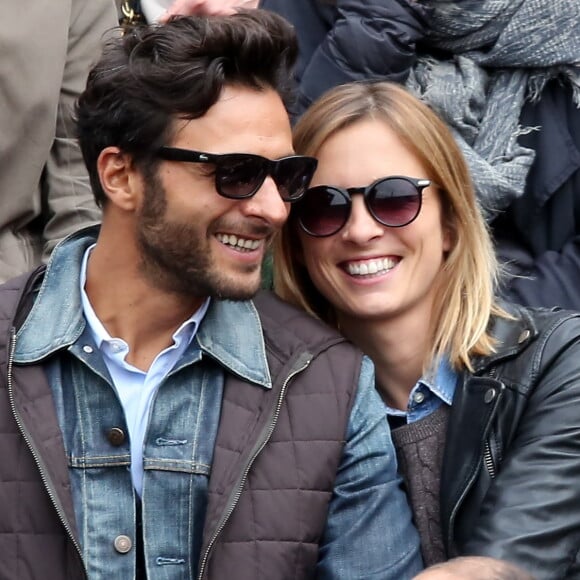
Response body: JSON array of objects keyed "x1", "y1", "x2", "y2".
[{"x1": 97, "y1": 146, "x2": 142, "y2": 211}]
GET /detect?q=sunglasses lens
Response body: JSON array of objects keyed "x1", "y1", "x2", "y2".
[
  {"x1": 216, "y1": 155, "x2": 266, "y2": 198},
  {"x1": 274, "y1": 157, "x2": 318, "y2": 201},
  {"x1": 369, "y1": 178, "x2": 421, "y2": 226},
  {"x1": 297, "y1": 186, "x2": 349, "y2": 237}
]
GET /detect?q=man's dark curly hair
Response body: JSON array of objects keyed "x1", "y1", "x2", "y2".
[{"x1": 76, "y1": 10, "x2": 298, "y2": 207}]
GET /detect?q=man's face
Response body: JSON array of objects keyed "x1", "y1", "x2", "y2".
[{"x1": 135, "y1": 85, "x2": 294, "y2": 299}]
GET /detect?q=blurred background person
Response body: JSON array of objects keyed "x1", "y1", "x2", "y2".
[
  {"x1": 121, "y1": 0, "x2": 430, "y2": 119},
  {"x1": 0, "y1": 0, "x2": 117, "y2": 282},
  {"x1": 407, "y1": 0, "x2": 580, "y2": 310}
]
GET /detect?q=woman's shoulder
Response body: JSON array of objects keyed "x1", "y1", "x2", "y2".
[
  {"x1": 493, "y1": 300, "x2": 580, "y2": 340},
  {"x1": 486, "y1": 300, "x2": 580, "y2": 381}
]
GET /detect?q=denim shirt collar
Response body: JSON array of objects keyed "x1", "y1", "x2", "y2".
[
  {"x1": 420, "y1": 357, "x2": 456, "y2": 406},
  {"x1": 384, "y1": 356, "x2": 457, "y2": 419},
  {"x1": 14, "y1": 226, "x2": 272, "y2": 389}
]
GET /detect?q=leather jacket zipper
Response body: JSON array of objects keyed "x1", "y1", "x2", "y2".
[
  {"x1": 483, "y1": 440, "x2": 496, "y2": 479},
  {"x1": 197, "y1": 352, "x2": 312, "y2": 580},
  {"x1": 7, "y1": 328, "x2": 87, "y2": 578},
  {"x1": 483, "y1": 366, "x2": 499, "y2": 479},
  {"x1": 447, "y1": 369, "x2": 503, "y2": 550}
]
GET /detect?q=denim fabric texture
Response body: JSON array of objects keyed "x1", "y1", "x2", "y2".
[
  {"x1": 317, "y1": 356, "x2": 423, "y2": 579},
  {"x1": 384, "y1": 358, "x2": 457, "y2": 424},
  {"x1": 14, "y1": 226, "x2": 422, "y2": 579}
]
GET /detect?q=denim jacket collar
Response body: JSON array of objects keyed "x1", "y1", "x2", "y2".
[{"x1": 14, "y1": 226, "x2": 272, "y2": 388}]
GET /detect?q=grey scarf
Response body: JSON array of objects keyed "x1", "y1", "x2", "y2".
[{"x1": 406, "y1": 0, "x2": 580, "y2": 220}]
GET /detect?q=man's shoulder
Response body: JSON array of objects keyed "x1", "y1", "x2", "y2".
[
  {"x1": 251, "y1": 291, "x2": 364, "y2": 408},
  {"x1": 253, "y1": 290, "x2": 342, "y2": 338},
  {"x1": 252, "y1": 290, "x2": 355, "y2": 359}
]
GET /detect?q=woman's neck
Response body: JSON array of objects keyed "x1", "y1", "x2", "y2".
[{"x1": 339, "y1": 312, "x2": 432, "y2": 411}]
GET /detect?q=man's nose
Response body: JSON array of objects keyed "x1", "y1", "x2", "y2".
[{"x1": 240, "y1": 175, "x2": 290, "y2": 229}]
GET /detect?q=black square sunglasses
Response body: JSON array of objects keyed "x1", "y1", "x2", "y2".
[
  {"x1": 156, "y1": 146, "x2": 318, "y2": 202},
  {"x1": 295, "y1": 176, "x2": 431, "y2": 237}
]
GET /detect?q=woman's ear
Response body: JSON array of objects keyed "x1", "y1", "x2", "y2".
[
  {"x1": 442, "y1": 222, "x2": 455, "y2": 253},
  {"x1": 97, "y1": 146, "x2": 141, "y2": 211},
  {"x1": 439, "y1": 192, "x2": 457, "y2": 254}
]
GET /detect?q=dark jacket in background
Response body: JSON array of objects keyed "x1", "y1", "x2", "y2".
[
  {"x1": 259, "y1": 0, "x2": 430, "y2": 118},
  {"x1": 494, "y1": 80, "x2": 580, "y2": 310},
  {"x1": 442, "y1": 301, "x2": 580, "y2": 578}
]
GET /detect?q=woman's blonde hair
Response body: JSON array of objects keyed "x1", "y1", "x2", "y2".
[{"x1": 273, "y1": 81, "x2": 506, "y2": 371}]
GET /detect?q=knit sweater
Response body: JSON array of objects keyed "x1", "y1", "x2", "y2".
[{"x1": 391, "y1": 405, "x2": 450, "y2": 566}]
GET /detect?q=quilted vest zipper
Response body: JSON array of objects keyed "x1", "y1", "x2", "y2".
[
  {"x1": 6, "y1": 328, "x2": 87, "y2": 578},
  {"x1": 197, "y1": 351, "x2": 313, "y2": 580}
]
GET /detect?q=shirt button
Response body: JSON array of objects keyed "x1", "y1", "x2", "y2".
[
  {"x1": 518, "y1": 329, "x2": 531, "y2": 344},
  {"x1": 82, "y1": 345, "x2": 93, "y2": 354},
  {"x1": 110, "y1": 341, "x2": 125, "y2": 353},
  {"x1": 107, "y1": 427, "x2": 126, "y2": 446},
  {"x1": 113, "y1": 535, "x2": 132, "y2": 554},
  {"x1": 413, "y1": 391, "x2": 425, "y2": 404}
]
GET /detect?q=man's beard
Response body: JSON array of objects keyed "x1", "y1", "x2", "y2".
[{"x1": 136, "y1": 170, "x2": 267, "y2": 301}]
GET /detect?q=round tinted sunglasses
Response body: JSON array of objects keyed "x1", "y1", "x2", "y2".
[
  {"x1": 296, "y1": 176, "x2": 431, "y2": 237},
  {"x1": 156, "y1": 146, "x2": 318, "y2": 202}
]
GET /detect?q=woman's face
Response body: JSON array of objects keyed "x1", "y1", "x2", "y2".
[{"x1": 296, "y1": 119, "x2": 452, "y2": 328}]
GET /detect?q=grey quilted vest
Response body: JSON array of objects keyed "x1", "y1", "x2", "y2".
[{"x1": 199, "y1": 291, "x2": 362, "y2": 579}]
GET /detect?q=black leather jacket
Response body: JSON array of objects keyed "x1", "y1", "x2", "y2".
[{"x1": 442, "y1": 302, "x2": 580, "y2": 578}]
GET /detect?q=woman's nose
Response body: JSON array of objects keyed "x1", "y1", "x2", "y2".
[{"x1": 340, "y1": 195, "x2": 384, "y2": 243}]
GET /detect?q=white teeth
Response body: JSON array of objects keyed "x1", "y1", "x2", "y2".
[
  {"x1": 217, "y1": 233, "x2": 260, "y2": 251},
  {"x1": 346, "y1": 258, "x2": 397, "y2": 276}
]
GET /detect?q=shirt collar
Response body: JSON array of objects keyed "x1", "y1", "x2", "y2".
[
  {"x1": 384, "y1": 357, "x2": 457, "y2": 417},
  {"x1": 195, "y1": 298, "x2": 272, "y2": 388},
  {"x1": 15, "y1": 227, "x2": 97, "y2": 362},
  {"x1": 420, "y1": 357, "x2": 456, "y2": 406},
  {"x1": 14, "y1": 226, "x2": 272, "y2": 389}
]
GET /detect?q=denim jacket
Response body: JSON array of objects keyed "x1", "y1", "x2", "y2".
[{"x1": 10, "y1": 227, "x2": 421, "y2": 579}]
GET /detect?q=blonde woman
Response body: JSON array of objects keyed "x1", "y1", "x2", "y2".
[{"x1": 274, "y1": 81, "x2": 580, "y2": 579}]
